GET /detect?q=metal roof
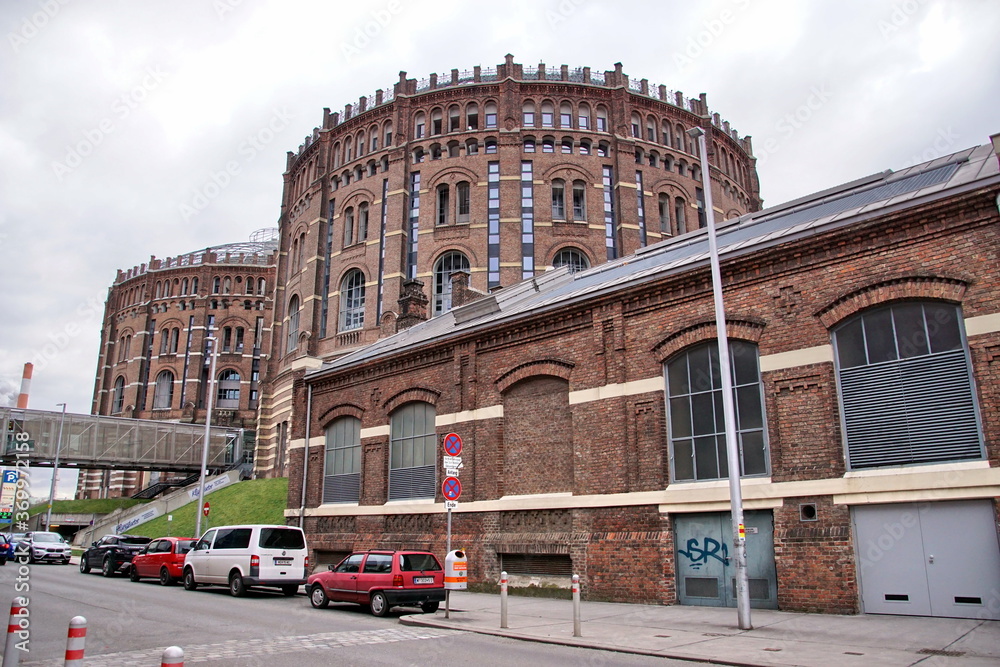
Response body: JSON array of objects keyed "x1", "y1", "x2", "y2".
[{"x1": 309, "y1": 142, "x2": 999, "y2": 381}]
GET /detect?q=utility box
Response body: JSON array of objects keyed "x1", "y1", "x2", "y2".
[{"x1": 444, "y1": 549, "x2": 467, "y2": 590}]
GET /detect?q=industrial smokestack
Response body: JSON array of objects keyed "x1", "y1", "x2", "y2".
[{"x1": 16, "y1": 363, "x2": 32, "y2": 409}]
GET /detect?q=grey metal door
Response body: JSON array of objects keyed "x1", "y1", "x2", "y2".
[
  {"x1": 674, "y1": 510, "x2": 777, "y2": 609},
  {"x1": 853, "y1": 500, "x2": 1000, "y2": 620}
]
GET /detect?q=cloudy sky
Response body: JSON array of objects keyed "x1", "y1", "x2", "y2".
[{"x1": 1, "y1": 0, "x2": 997, "y2": 496}]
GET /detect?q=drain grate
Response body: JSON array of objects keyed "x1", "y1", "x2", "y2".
[
  {"x1": 918, "y1": 649, "x2": 965, "y2": 657},
  {"x1": 844, "y1": 652, "x2": 864, "y2": 656}
]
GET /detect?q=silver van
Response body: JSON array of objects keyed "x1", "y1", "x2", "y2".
[{"x1": 182, "y1": 524, "x2": 308, "y2": 597}]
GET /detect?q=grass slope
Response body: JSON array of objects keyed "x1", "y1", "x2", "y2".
[{"x1": 31, "y1": 497, "x2": 147, "y2": 517}]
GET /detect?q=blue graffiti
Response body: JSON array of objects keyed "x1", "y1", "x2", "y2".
[{"x1": 678, "y1": 537, "x2": 729, "y2": 570}]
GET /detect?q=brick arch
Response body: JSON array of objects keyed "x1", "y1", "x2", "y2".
[
  {"x1": 339, "y1": 188, "x2": 378, "y2": 211},
  {"x1": 382, "y1": 387, "x2": 441, "y2": 413},
  {"x1": 318, "y1": 402, "x2": 364, "y2": 429},
  {"x1": 539, "y1": 163, "x2": 598, "y2": 184},
  {"x1": 651, "y1": 316, "x2": 766, "y2": 363},
  {"x1": 426, "y1": 166, "x2": 479, "y2": 189},
  {"x1": 495, "y1": 358, "x2": 575, "y2": 394},
  {"x1": 816, "y1": 275, "x2": 970, "y2": 329}
]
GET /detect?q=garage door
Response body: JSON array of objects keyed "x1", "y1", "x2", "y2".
[{"x1": 853, "y1": 500, "x2": 1000, "y2": 619}]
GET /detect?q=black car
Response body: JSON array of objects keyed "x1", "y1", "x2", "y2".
[{"x1": 80, "y1": 534, "x2": 151, "y2": 577}]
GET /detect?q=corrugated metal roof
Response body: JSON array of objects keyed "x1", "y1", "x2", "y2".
[{"x1": 309, "y1": 143, "x2": 999, "y2": 379}]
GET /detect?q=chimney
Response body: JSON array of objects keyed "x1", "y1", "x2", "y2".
[
  {"x1": 449, "y1": 270, "x2": 474, "y2": 308},
  {"x1": 16, "y1": 363, "x2": 32, "y2": 409},
  {"x1": 396, "y1": 280, "x2": 429, "y2": 331}
]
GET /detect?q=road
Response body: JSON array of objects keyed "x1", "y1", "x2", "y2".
[{"x1": 0, "y1": 560, "x2": 686, "y2": 666}]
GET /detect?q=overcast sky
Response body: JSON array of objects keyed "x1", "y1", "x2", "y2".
[{"x1": 1, "y1": 0, "x2": 997, "y2": 497}]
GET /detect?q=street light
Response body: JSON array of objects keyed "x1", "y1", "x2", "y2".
[
  {"x1": 194, "y1": 330, "x2": 219, "y2": 538},
  {"x1": 687, "y1": 125, "x2": 752, "y2": 630},
  {"x1": 45, "y1": 403, "x2": 67, "y2": 531}
]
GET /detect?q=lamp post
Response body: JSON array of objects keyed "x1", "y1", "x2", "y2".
[
  {"x1": 687, "y1": 126, "x2": 752, "y2": 630},
  {"x1": 45, "y1": 403, "x2": 67, "y2": 531},
  {"x1": 194, "y1": 330, "x2": 219, "y2": 538}
]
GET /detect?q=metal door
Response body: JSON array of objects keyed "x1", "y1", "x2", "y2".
[
  {"x1": 674, "y1": 510, "x2": 778, "y2": 609},
  {"x1": 853, "y1": 500, "x2": 1000, "y2": 620}
]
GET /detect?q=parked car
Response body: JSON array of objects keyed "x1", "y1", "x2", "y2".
[
  {"x1": 129, "y1": 536, "x2": 196, "y2": 585},
  {"x1": 183, "y1": 524, "x2": 308, "y2": 597},
  {"x1": 0, "y1": 533, "x2": 15, "y2": 565},
  {"x1": 80, "y1": 534, "x2": 151, "y2": 576},
  {"x1": 20, "y1": 531, "x2": 72, "y2": 564},
  {"x1": 307, "y1": 550, "x2": 445, "y2": 616}
]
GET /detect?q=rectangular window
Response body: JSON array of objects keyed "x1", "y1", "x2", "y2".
[
  {"x1": 560, "y1": 113, "x2": 572, "y2": 128},
  {"x1": 523, "y1": 111, "x2": 534, "y2": 126},
  {"x1": 596, "y1": 117, "x2": 607, "y2": 132},
  {"x1": 486, "y1": 112, "x2": 497, "y2": 128},
  {"x1": 541, "y1": 111, "x2": 553, "y2": 127}
]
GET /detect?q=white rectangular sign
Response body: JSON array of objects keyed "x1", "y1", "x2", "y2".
[
  {"x1": 445, "y1": 500, "x2": 458, "y2": 510},
  {"x1": 442, "y1": 456, "x2": 463, "y2": 468},
  {"x1": 445, "y1": 468, "x2": 460, "y2": 477}
]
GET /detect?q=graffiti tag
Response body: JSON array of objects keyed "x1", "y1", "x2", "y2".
[{"x1": 678, "y1": 537, "x2": 729, "y2": 570}]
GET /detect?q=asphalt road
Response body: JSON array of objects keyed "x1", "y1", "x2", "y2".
[{"x1": 0, "y1": 559, "x2": 686, "y2": 666}]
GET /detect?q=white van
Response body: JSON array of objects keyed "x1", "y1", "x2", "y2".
[{"x1": 182, "y1": 524, "x2": 308, "y2": 597}]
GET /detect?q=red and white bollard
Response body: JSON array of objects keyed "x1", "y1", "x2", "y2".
[
  {"x1": 161, "y1": 645, "x2": 184, "y2": 666},
  {"x1": 3, "y1": 598, "x2": 27, "y2": 667},
  {"x1": 499, "y1": 571, "x2": 508, "y2": 629},
  {"x1": 572, "y1": 574, "x2": 581, "y2": 637},
  {"x1": 63, "y1": 616, "x2": 86, "y2": 666}
]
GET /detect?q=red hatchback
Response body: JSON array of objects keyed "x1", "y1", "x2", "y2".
[
  {"x1": 129, "y1": 537, "x2": 196, "y2": 586},
  {"x1": 307, "y1": 550, "x2": 445, "y2": 616}
]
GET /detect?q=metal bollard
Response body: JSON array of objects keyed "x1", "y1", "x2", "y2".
[
  {"x1": 161, "y1": 645, "x2": 184, "y2": 666},
  {"x1": 572, "y1": 574, "x2": 581, "y2": 637},
  {"x1": 499, "y1": 571, "x2": 508, "y2": 629},
  {"x1": 63, "y1": 616, "x2": 86, "y2": 666},
  {"x1": 3, "y1": 599, "x2": 26, "y2": 667}
]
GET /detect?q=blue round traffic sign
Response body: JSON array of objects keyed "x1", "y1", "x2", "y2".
[
  {"x1": 442, "y1": 476, "x2": 462, "y2": 501},
  {"x1": 443, "y1": 432, "x2": 463, "y2": 457}
]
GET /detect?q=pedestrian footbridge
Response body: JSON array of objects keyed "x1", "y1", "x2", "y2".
[{"x1": 1, "y1": 407, "x2": 243, "y2": 474}]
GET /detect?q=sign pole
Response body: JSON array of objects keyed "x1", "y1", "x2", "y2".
[{"x1": 445, "y1": 507, "x2": 451, "y2": 618}]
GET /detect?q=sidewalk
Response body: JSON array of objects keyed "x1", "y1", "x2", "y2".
[{"x1": 400, "y1": 591, "x2": 1000, "y2": 666}]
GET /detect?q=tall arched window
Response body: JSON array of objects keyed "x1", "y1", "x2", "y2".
[
  {"x1": 431, "y1": 108, "x2": 443, "y2": 135},
  {"x1": 357, "y1": 202, "x2": 369, "y2": 241},
  {"x1": 665, "y1": 340, "x2": 769, "y2": 481},
  {"x1": 343, "y1": 207, "x2": 355, "y2": 246},
  {"x1": 414, "y1": 111, "x2": 425, "y2": 139},
  {"x1": 658, "y1": 193, "x2": 671, "y2": 233},
  {"x1": 572, "y1": 180, "x2": 586, "y2": 220},
  {"x1": 552, "y1": 247, "x2": 590, "y2": 273},
  {"x1": 456, "y1": 182, "x2": 470, "y2": 223},
  {"x1": 170, "y1": 327, "x2": 180, "y2": 354},
  {"x1": 448, "y1": 105, "x2": 460, "y2": 132},
  {"x1": 560, "y1": 102, "x2": 573, "y2": 128},
  {"x1": 433, "y1": 251, "x2": 470, "y2": 315},
  {"x1": 112, "y1": 376, "x2": 125, "y2": 414},
  {"x1": 216, "y1": 370, "x2": 240, "y2": 409},
  {"x1": 485, "y1": 102, "x2": 498, "y2": 128},
  {"x1": 833, "y1": 302, "x2": 984, "y2": 469},
  {"x1": 522, "y1": 101, "x2": 535, "y2": 126},
  {"x1": 551, "y1": 179, "x2": 566, "y2": 220},
  {"x1": 286, "y1": 295, "x2": 300, "y2": 353},
  {"x1": 465, "y1": 102, "x2": 478, "y2": 130},
  {"x1": 324, "y1": 417, "x2": 361, "y2": 503},
  {"x1": 675, "y1": 197, "x2": 687, "y2": 234},
  {"x1": 153, "y1": 370, "x2": 174, "y2": 410},
  {"x1": 159, "y1": 328, "x2": 170, "y2": 354},
  {"x1": 541, "y1": 101, "x2": 554, "y2": 127},
  {"x1": 257, "y1": 278, "x2": 265, "y2": 295},
  {"x1": 339, "y1": 269, "x2": 366, "y2": 332},
  {"x1": 389, "y1": 402, "x2": 436, "y2": 500}
]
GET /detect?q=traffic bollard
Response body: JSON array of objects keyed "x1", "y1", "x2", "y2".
[
  {"x1": 572, "y1": 574, "x2": 581, "y2": 637},
  {"x1": 63, "y1": 616, "x2": 86, "y2": 666},
  {"x1": 161, "y1": 645, "x2": 184, "y2": 666},
  {"x1": 3, "y1": 599, "x2": 26, "y2": 667},
  {"x1": 500, "y1": 571, "x2": 508, "y2": 629}
]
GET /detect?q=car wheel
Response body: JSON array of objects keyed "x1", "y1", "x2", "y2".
[
  {"x1": 159, "y1": 567, "x2": 174, "y2": 586},
  {"x1": 129, "y1": 565, "x2": 140, "y2": 582},
  {"x1": 281, "y1": 584, "x2": 298, "y2": 597},
  {"x1": 101, "y1": 556, "x2": 115, "y2": 577},
  {"x1": 229, "y1": 571, "x2": 247, "y2": 597},
  {"x1": 421, "y1": 601, "x2": 439, "y2": 613},
  {"x1": 61, "y1": 559, "x2": 70, "y2": 565},
  {"x1": 183, "y1": 568, "x2": 198, "y2": 591},
  {"x1": 370, "y1": 591, "x2": 389, "y2": 617},
  {"x1": 309, "y1": 585, "x2": 329, "y2": 609},
  {"x1": 79, "y1": 557, "x2": 91, "y2": 574}
]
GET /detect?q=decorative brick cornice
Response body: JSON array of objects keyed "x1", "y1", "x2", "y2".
[
  {"x1": 651, "y1": 316, "x2": 766, "y2": 362},
  {"x1": 382, "y1": 386, "x2": 441, "y2": 413},
  {"x1": 494, "y1": 358, "x2": 575, "y2": 393},
  {"x1": 815, "y1": 274, "x2": 971, "y2": 328},
  {"x1": 316, "y1": 402, "x2": 364, "y2": 428}
]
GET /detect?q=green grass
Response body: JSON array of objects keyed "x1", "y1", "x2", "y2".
[
  {"x1": 29, "y1": 497, "x2": 147, "y2": 517},
  {"x1": 127, "y1": 478, "x2": 290, "y2": 539}
]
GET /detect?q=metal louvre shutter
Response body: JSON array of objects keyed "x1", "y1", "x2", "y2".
[
  {"x1": 840, "y1": 349, "x2": 983, "y2": 468},
  {"x1": 500, "y1": 553, "x2": 573, "y2": 577},
  {"x1": 322, "y1": 472, "x2": 360, "y2": 504},
  {"x1": 388, "y1": 464, "x2": 435, "y2": 500}
]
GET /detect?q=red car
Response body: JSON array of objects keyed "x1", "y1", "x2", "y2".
[
  {"x1": 129, "y1": 537, "x2": 196, "y2": 586},
  {"x1": 307, "y1": 550, "x2": 445, "y2": 616}
]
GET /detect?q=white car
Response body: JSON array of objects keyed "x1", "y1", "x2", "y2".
[
  {"x1": 21, "y1": 531, "x2": 72, "y2": 564},
  {"x1": 183, "y1": 524, "x2": 308, "y2": 597}
]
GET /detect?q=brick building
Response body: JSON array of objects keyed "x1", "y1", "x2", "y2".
[
  {"x1": 288, "y1": 139, "x2": 1000, "y2": 617},
  {"x1": 83, "y1": 231, "x2": 276, "y2": 498},
  {"x1": 258, "y1": 55, "x2": 761, "y2": 478}
]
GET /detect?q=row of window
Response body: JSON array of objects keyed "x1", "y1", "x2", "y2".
[
  {"x1": 116, "y1": 320, "x2": 264, "y2": 364},
  {"x1": 112, "y1": 369, "x2": 248, "y2": 413},
  {"x1": 118, "y1": 276, "x2": 270, "y2": 310},
  {"x1": 319, "y1": 301, "x2": 984, "y2": 502}
]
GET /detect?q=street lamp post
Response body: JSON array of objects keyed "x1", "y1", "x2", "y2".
[
  {"x1": 194, "y1": 331, "x2": 219, "y2": 538},
  {"x1": 45, "y1": 403, "x2": 67, "y2": 531},
  {"x1": 687, "y1": 126, "x2": 752, "y2": 630}
]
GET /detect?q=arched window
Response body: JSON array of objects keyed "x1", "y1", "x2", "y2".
[
  {"x1": 112, "y1": 376, "x2": 125, "y2": 414},
  {"x1": 553, "y1": 247, "x2": 590, "y2": 273},
  {"x1": 234, "y1": 326, "x2": 244, "y2": 352},
  {"x1": 358, "y1": 202, "x2": 369, "y2": 241},
  {"x1": 332, "y1": 142, "x2": 341, "y2": 169},
  {"x1": 571, "y1": 180, "x2": 586, "y2": 220},
  {"x1": 447, "y1": 141, "x2": 460, "y2": 158},
  {"x1": 160, "y1": 328, "x2": 170, "y2": 355},
  {"x1": 436, "y1": 184, "x2": 450, "y2": 225},
  {"x1": 343, "y1": 207, "x2": 355, "y2": 246},
  {"x1": 661, "y1": 120, "x2": 672, "y2": 147},
  {"x1": 658, "y1": 193, "x2": 671, "y2": 233},
  {"x1": 485, "y1": 102, "x2": 498, "y2": 129},
  {"x1": 369, "y1": 125, "x2": 378, "y2": 152},
  {"x1": 448, "y1": 105, "x2": 460, "y2": 132},
  {"x1": 286, "y1": 295, "x2": 300, "y2": 353},
  {"x1": 560, "y1": 102, "x2": 573, "y2": 128},
  {"x1": 485, "y1": 138, "x2": 497, "y2": 154},
  {"x1": 339, "y1": 269, "x2": 366, "y2": 332},
  {"x1": 542, "y1": 137, "x2": 554, "y2": 153},
  {"x1": 433, "y1": 251, "x2": 470, "y2": 315},
  {"x1": 356, "y1": 132, "x2": 365, "y2": 157},
  {"x1": 414, "y1": 112, "x2": 425, "y2": 139},
  {"x1": 216, "y1": 370, "x2": 240, "y2": 409},
  {"x1": 324, "y1": 417, "x2": 361, "y2": 503},
  {"x1": 383, "y1": 121, "x2": 393, "y2": 147},
  {"x1": 465, "y1": 102, "x2": 478, "y2": 130},
  {"x1": 578, "y1": 102, "x2": 591, "y2": 130},
  {"x1": 579, "y1": 139, "x2": 591, "y2": 156},
  {"x1": 223, "y1": 277, "x2": 232, "y2": 294},
  {"x1": 675, "y1": 123, "x2": 685, "y2": 151},
  {"x1": 523, "y1": 137, "x2": 536, "y2": 153},
  {"x1": 833, "y1": 302, "x2": 984, "y2": 469},
  {"x1": 257, "y1": 278, "x2": 265, "y2": 295},
  {"x1": 561, "y1": 137, "x2": 573, "y2": 154},
  {"x1": 551, "y1": 179, "x2": 566, "y2": 220},
  {"x1": 541, "y1": 101, "x2": 554, "y2": 127},
  {"x1": 646, "y1": 115, "x2": 657, "y2": 142},
  {"x1": 412, "y1": 147, "x2": 425, "y2": 163},
  {"x1": 674, "y1": 197, "x2": 687, "y2": 234},
  {"x1": 191, "y1": 278, "x2": 198, "y2": 295},
  {"x1": 389, "y1": 402, "x2": 436, "y2": 500},
  {"x1": 631, "y1": 112, "x2": 642, "y2": 138},
  {"x1": 522, "y1": 101, "x2": 535, "y2": 126},
  {"x1": 345, "y1": 139, "x2": 352, "y2": 163},
  {"x1": 431, "y1": 108, "x2": 443, "y2": 135},
  {"x1": 153, "y1": 370, "x2": 174, "y2": 410},
  {"x1": 456, "y1": 182, "x2": 470, "y2": 223},
  {"x1": 244, "y1": 276, "x2": 253, "y2": 295},
  {"x1": 466, "y1": 138, "x2": 479, "y2": 155},
  {"x1": 666, "y1": 340, "x2": 769, "y2": 481}
]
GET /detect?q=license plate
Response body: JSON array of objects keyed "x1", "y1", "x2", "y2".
[
  {"x1": 413, "y1": 576, "x2": 434, "y2": 584},
  {"x1": 274, "y1": 558, "x2": 292, "y2": 566}
]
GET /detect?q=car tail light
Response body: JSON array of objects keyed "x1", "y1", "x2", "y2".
[
  {"x1": 304, "y1": 556, "x2": 309, "y2": 568},
  {"x1": 393, "y1": 574, "x2": 403, "y2": 587},
  {"x1": 251, "y1": 555, "x2": 259, "y2": 567}
]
